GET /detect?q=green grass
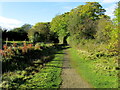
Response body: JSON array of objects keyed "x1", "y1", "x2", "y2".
[
  {"x1": 69, "y1": 48, "x2": 118, "y2": 88},
  {"x1": 4, "y1": 41, "x2": 31, "y2": 43},
  {"x1": 19, "y1": 50, "x2": 63, "y2": 88}
]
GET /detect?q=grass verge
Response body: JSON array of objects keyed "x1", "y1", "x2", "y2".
[
  {"x1": 19, "y1": 50, "x2": 63, "y2": 88},
  {"x1": 69, "y1": 48, "x2": 118, "y2": 88}
]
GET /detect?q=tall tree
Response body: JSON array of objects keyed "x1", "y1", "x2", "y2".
[
  {"x1": 12, "y1": 24, "x2": 32, "y2": 33},
  {"x1": 95, "y1": 17, "x2": 113, "y2": 43},
  {"x1": 21, "y1": 24, "x2": 32, "y2": 32},
  {"x1": 108, "y1": 1, "x2": 120, "y2": 53},
  {"x1": 68, "y1": 2, "x2": 106, "y2": 40},
  {"x1": 50, "y1": 12, "x2": 69, "y2": 44}
]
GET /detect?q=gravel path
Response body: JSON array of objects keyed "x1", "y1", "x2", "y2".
[{"x1": 60, "y1": 49, "x2": 92, "y2": 88}]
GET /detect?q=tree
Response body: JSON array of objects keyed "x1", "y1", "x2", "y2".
[
  {"x1": 108, "y1": 1, "x2": 120, "y2": 53},
  {"x1": 50, "y1": 12, "x2": 69, "y2": 44},
  {"x1": 9, "y1": 27, "x2": 29, "y2": 41},
  {"x1": 2, "y1": 24, "x2": 32, "y2": 41},
  {"x1": 67, "y1": 2, "x2": 106, "y2": 42},
  {"x1": 12, "y1": 24, "x2": 32, "y2": 33},
  {"x1": 21, "y1": 24, "x2": 32, "y2": 32},
  {"x1": 2, "y1": 28, "x2": 8, "y2": 41},
  {"x1": 113, "y1": 1, "x2": 120, "y2": 25},
  {"x1": 0, "y1": 27, "x2": 3, "y2": 47},
  {"x1": 95, "y1": 17, "x2": 113, "y2": 43},
  {"x1": 28, "y1": 22, "x2": 50, "y2": 43}
]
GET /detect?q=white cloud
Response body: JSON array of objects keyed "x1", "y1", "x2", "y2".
[
  {"x1": 0, "y1": 16, "x2": 22, "y2": 30},
  {"x1": 105, "y1": 4, "x2": 117, "y2": 19},
  {"x1": 102, "y1": 0, "x2": 119, "y2": 3}
]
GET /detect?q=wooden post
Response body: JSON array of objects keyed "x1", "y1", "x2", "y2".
[{"x1": 6, "y1": 38, "x2": 8, "y2": 45}]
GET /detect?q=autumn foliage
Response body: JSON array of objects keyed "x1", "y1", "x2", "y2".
[{"x1": 0, "y1": 42, "x2": 41, "y2": 58}]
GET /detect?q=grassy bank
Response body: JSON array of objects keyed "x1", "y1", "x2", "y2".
[
  {"x1": 19, "y1": 50, "x2": 63, "y2": 88},
  {"x1": 1, "y1": 44, "x2": 64, "y2": 89},
  {"x1": 69, "y1": 47, "x2": 118, "y2": 88}
]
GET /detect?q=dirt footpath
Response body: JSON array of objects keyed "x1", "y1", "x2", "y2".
[{"x1": 60, "y1": 49, "x2": 92, "y2": 88}]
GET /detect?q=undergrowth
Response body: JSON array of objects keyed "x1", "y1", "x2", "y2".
[{"x1": 1, "y1": 44, "x2": 64, "y2": 89}]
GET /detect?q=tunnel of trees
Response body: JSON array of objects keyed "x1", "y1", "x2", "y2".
[
  {"x1": 0, "y1": 2, "x2": 119, "y2": 88},
  {"x1": 1, "y1": 2, "x2": 119, "y2": 50}
]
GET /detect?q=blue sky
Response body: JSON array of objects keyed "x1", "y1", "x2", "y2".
[{"x1": 0, "y1": 0, "x2": 119, "y2": 30}]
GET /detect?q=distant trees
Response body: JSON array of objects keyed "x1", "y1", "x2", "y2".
[
  {"x1": 28, "y1": 22, "x2": 59, "y2": 43},
  {"x1": 12, "y1": 24, "x2": 32, "y2": 33},
  {"x1": 28, "y1": 22, "x2": 50, "y2": 43},
  {"x1": 28, "y1": 22, "x2": 57, "y2": 43},
  {"x1": 2, "y1": 24, "x2": 32, "y2": 41},
  {"x1": 21, "y1": 24, "x2": 32, "y2": 32}
]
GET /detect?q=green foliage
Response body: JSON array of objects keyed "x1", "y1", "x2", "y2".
[
  {"x1": 1, "y1": 2, "x2": 119, "y2": 88},
  {"x1": 68, "y1": 2, "x2": 106, "y2": 40},
  {"x1": 113, "y1": 1, "x2": 120, "y2": 25},
  {"x1": 2, "y1": 24, "x2": 32, "y2": 41},
  {"x1": 19, "y1": 51, "x2": 63, "y2": 88},
  {"x1": 50, "y1": 12, "x2": 69, "y2": 44},
  {"x1": 67, "y1": 2, "x2": 118, "y2": 58},
  {"x1": 95, "y1": 17, "x2": 113, "y2": 42},
  {"x1": 12, "y1": 24, "x2": 32, "y2": 33},
  {"x1": 21, "y1": 24, "x2": 32, "y2": 32},
  {"x1": 28, "y1": 22, "x2": 50, "y2": 43},
  {"x1": 1, "y1": 44, "x2": 64, "y2": 89},
  {"x1": 50, "y1": 2, "x2": 106, "y2": 44},
  {"x1": 106, "y1": 1, "x2": 119, "y2": 54},
  {"x1": 69, "y1": 47, "x2": 118, "y2": 88}
]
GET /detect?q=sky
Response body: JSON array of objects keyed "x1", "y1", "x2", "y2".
[{"x1": 0, "y1": 0, "x2": 119, "y2": 30}]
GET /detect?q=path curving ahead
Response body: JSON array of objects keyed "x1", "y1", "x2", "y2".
[{"x1": 60, "y1": 48, "x2": 92, "y2": 88}]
